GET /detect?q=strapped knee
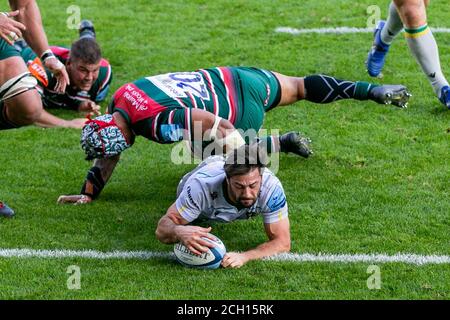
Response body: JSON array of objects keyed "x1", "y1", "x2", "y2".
[{"x1": 0, "y1": 72, "x2": 38, "y2": 101}]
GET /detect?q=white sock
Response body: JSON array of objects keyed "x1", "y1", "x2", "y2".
[
  {"x1": 380, "y1": 2, "x2": 404, "y2": 45},
  {"x1": 405, "y1": 25, "x2": 449, "y2": 96}
]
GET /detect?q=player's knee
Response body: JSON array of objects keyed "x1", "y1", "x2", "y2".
[
  {"x1": 395, "y1": 0, "x2": 427, "y2": 26},
  {"x1": 403, "y1": 8, "x2": 425, "y2": 24},
  {"x1": 279, "y1": 77, "x2": 305, "y2": 105},
  {"x1": 295, "y1": 78, "x2": 306, "y2": 100},
  {"x1": 7, "y1": 90, "x2": 43, "y2": 126}
]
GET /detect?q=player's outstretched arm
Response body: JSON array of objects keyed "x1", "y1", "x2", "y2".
[
  {"x1": 156, "y1": 203, "x2": 216, "y2": 255},
  {"x1": 33, "y1": 110, "x2": 87, "y2": 128},
  {"x1": 221, "y1": 218, "x2": 291, "y2": 269},
  {"x1": 57, "y1": 155, "x2": 120, "y2": 205}
]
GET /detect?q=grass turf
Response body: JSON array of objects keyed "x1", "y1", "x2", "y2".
[{"x1": 0, "y1": 0, "x2": 449, "y2": 299}]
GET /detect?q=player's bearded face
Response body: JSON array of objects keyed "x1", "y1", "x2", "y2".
[
  {"x1": 67, "y1": 59, "x2": 101, "y2": 91},
  {"x1": 227, "y1": 169, "x2": 262, "y2": 208}
]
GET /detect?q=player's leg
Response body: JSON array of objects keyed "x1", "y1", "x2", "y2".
[
  {"x1": 255, "y1": 132, "x2": 312, "y2": 158},
  {"x1": 394, "y1": 0, "x2": 449, "y2": 108},
  {"x1": 224, "y1": 68, "x2": 312, "y2": 158},
  {"x1": 256, "y1": 72, "x2": 411, "y2": 157},
  {"x1": 0, "y1": 38, "x2": 43, "y2": 129},
  {"x1": 0, "y1": 42, "x2": 42, "y2": 216},
  {"x1": 366, "y1": 1, "x2": 404, "y2": 77},
  {"x1": 0, "y1": 56, "x2": 43, "y2": 129},
  {"x1": 272, "y1": 72, "x2": 411, "y2": 108}
]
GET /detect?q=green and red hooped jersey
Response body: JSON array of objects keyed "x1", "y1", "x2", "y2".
[
  {"x1": 20, "y1": 46, "x2": 112, "y2": 110},
  {"x1": 108, "y1": 67, "x2": 281, "y2": 144}
]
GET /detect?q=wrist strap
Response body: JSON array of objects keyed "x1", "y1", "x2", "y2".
[
  {"x1": 40, "y1": 49, "x2": 55, "y2": 62},
  {"x1": 206, "y1": 116, "x2": 222, "y2": 141},
  {"x1": 80, "y1": 166, "x2": 105, "y2": 200}
]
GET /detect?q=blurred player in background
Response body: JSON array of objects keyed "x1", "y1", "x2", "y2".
[
  {"x1": 1, "y1": 0, "x2": 70, "y2": 217},
  {"x1": 15, "y1": 20, "x2": 113, "y2": 128},
  {"x1": 366, "y1": 0, "x2": 449, "y2": 108},
  {"x1": 57, "y1": 66, "x2": 411, "y2": 205}
]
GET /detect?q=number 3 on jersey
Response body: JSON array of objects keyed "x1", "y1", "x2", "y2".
[{"x1": 146, "y1": 72, "x2": 210, "y2": 101}]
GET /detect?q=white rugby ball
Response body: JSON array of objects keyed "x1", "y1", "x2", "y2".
[{"x1": 174, "y1": 234, "x2": 226, "y2": 269}]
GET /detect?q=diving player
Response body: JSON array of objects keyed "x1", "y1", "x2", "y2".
[
  {"x1": 57, "y1": 65, "x2": 411, "y2": 205},
  {"x1": 156, "y1": 145, "x2": 291, "y2": 269}
]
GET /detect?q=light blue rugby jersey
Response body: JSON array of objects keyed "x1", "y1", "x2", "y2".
[{"x1": 175, "y1": 156, "x2": 288, "y2": 224}]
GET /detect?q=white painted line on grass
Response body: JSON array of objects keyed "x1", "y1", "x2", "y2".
[
  {"x1": 0, "y1": 248, "x2": 173, "y2": 260},
  {"x1": 275, "y1": 26, "x2": 450, "y2": 35},
  {"x1": 266, "y1": 253, "x2": 450, "y2": 266},
  {"x1": 1, "y1": 248, "x2": 449, "y2": 265}
]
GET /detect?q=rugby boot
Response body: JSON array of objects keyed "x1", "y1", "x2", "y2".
[
  {"x1": 369, "y1": 85, "x2": 412, "y2": 108},
  {"x1": 0, "y1": 201, "x2": 15, "y2": 218},
  {"x1": 79, "y1": 20, "x2": 96, "y2": 39},
  {"x1": 366, "y1": 20, "x2": 391, "y2": 78},
  {"x1": 279, "y1": 132, "x2": 313, "y2": 158}
]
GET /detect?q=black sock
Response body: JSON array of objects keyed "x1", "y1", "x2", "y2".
[
  {"x1": 304, "y1": 75, "x2": 379, "y2": 103},
  {"x1": 0, "y1": 101, "x2": 18, "y2": 130}
]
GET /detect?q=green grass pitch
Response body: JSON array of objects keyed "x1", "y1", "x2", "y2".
[{"x1": 0, "y1": 0, "x2": 449, "y2": 299}]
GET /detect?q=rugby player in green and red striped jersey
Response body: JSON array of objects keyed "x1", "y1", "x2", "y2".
[
  {"x1": 16, "y1": 20, "x2": 113, "y2": 128},
  {"x1": 57, "y1": 66, "x2": 411, "y2": 204}
]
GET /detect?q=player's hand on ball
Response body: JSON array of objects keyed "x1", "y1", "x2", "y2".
[
  {"x1": 43, "y1": 56, "x2": 70, "y2": 93},
  {"x1": 57, "y1": 194, "x2": 92, "y2": 205},
  {"x1": 221, "y1": 252, "x2": 248, "y2": 269},
  {"x1": 175, "y1": 226, "x2": 217, "y2": 255}
]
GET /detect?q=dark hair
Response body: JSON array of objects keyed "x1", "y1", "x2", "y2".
[
  {"x1": 224, "y1": 144, "x2": 268, "y2": 178},
  {"x1": 70, "y1": 38, "x2": 102, "y2": 64}
]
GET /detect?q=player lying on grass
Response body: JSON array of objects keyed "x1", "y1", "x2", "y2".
[
  {"x1": 16, "y1": 20, "x2": 112, "y2": 128},
  {"x1": 366, "y1": 0, "x2": 449, "y2": 108},
  {"x1": 156, "y1": 145, "x2": 290, "y2": 268},
  {"x1": 57, "y1": 66, "x2": 411, "y2": 205},
  {"x1": 1, "y1": 0, "x2": 71, "y2": 217},
  {"x1": 0, "y1": 1, "x2": 70, "y2": 131}
]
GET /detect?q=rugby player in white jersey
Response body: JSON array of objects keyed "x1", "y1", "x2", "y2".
[{"x1": 155, "y1": 145, "x2": 290, "y2": 269}]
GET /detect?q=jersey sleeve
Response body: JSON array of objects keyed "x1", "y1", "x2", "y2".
[
  {"x1": 262, "y1": 178, "x2": 288, "y2": 224},
  {"x1": 20, "y1": 46, "x2": 50, "y2": 89},
  {"x1": 153, "y1": 107, "x2": 192, "y2": 143},
  {"x1": 175, "y1": 178, "x2": 206, "y2": 223}
]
